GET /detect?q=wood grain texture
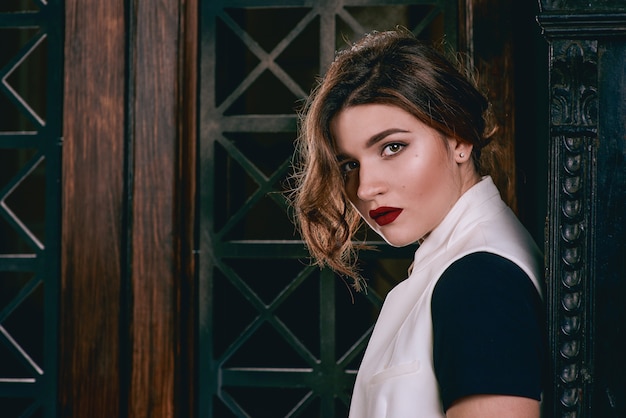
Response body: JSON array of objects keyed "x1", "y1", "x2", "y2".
[
  {"x1": 127, "y1": 0, "x2": 183, "y2": 416},
  {"x1": 60, "y1": 1, "x2": 125, "y2": 417},
  {"x1": 61, "y1": 0, "x2": 196, "y2": 416}
]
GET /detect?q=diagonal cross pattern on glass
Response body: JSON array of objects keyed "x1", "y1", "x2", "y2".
[
  {"x1": 216, "y1": 257, "x2": 385, "y2": 416},
  {"x1": 0, "y1": 273, "x2": 43, "y2": 383},
  {"x1": 215, "y1": 8, "x2": 315, "y2": 115},
  {"x1": 0, "y1": 152, "x2": 45, "y2": 253},
  {"x1": 0, "y1": 31, "x2": 47, "y2": 130}
]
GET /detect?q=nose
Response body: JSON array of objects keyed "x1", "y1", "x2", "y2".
[{"x1": 356, "y1": 163, "x2": 387, "y2": 201}]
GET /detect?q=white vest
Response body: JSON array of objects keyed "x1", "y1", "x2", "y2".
[{"x1": 349, "y1": 177, "x2": 543, "y2": 417}]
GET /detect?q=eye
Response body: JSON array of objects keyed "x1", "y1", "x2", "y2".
[
  {"x1": 382, "y1": 143, "x2": 405, "y2": 157},
  {"x1": 340, "y1": 160, "x2": 359, "y2": 173}
]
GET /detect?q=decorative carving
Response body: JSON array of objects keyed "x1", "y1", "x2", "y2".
[
  {"x1": 549, "y1": 39, "x2": 598, "y2": 418},
  {"x1": 551, "y1": 42, "x2": 597, "y2": 127},
  {"x1": 539, "y1": 0, "x2": 626, "y2": 12}
]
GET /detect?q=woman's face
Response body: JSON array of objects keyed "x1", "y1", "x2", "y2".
[{"x1": 330, "y1": 104, "x2": 478, "y2": 247}]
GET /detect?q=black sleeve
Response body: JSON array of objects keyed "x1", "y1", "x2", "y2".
[{"x1": 431, "y1": 252, "x2": 546, "y2": 412}]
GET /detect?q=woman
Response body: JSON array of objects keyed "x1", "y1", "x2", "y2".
[{"x1": 291, "y1": 30, "x2": 545, "y2": 417}]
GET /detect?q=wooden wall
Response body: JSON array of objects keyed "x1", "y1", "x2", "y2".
[{"x1": 60, "y1": 0, "x2": 197, "y2": 417}]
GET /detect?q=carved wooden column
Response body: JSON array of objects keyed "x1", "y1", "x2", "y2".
[{"x1": 537, "y1": 2, "x2": 626, "y2": 417}]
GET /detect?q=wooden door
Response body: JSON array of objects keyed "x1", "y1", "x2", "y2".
[{"x1": 59, "y1": 0, "x2": 197, "y2": 417}]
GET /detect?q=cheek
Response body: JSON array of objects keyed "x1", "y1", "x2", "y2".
[{"x1": 405, "y1": 168, "x2": 443, "y2": 202}]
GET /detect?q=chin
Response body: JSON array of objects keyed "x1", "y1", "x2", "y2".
[
  {"x1": 371, "y1": 226, "x2": 421, "y2": 247},
  {"x1": 382, "y1": 236, "x2": 420, "y2": 248}
]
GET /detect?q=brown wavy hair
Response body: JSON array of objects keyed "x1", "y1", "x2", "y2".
[{"x1": 290, "y1": 30, "x2": 498, "y2": 290}]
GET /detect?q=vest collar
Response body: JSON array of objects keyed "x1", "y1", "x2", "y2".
[{"x1": 412, "y1": 176, "x2": 505, "y2": 270}]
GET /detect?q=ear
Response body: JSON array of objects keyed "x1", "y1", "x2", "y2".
[{"x1": 448, "y1": 138, "x2": 474, "y2": 163}]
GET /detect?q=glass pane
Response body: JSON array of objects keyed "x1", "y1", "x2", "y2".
[
  {"x1": 0, "y1": 0, "x2": 41, "y2": 13},
  {"x1": 0, "y1": 2, "x2": 60, "y2": 416}
]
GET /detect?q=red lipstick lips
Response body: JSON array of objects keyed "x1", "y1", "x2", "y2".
[{"x1": 369, "y1": 206, "x2": 403, "y2": 226}]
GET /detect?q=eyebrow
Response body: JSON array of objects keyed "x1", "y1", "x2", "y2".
[
  {"x1": 336, "y1": 128, "x2": 410, "y2": 161},
  {"x1": 366, "y1": 128, "x2": 409, "y2": 148}
]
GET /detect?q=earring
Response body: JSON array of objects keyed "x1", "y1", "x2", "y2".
[{"x1": 459, "y1": 152, "x2": 465, "y2": 158}]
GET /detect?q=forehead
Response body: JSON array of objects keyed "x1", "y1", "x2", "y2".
[{"x1": 330, "y1": 104, "x2": 428, "y2": 150}]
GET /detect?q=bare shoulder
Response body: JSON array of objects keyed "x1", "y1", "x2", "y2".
[{"x1": 446, "y1": 394, "x2": 540, "y2": 418}]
